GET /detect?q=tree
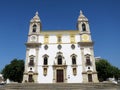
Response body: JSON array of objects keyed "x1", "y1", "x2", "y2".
[
  {"x1": 111, "y1": 66, "x2": 120, "y2": 80},
  {"x1": 2, "y1": 59, "x2": 24, "y2": 83},
  {"x1": 96, "y1": 59, "x2": 120, "y2": 82}
]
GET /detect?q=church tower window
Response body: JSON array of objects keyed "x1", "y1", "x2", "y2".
[
  {"x1": 58, "y1": 55, "x2": 62, "y2": 65},
  {"x1": 32, "y1": 24, "x2": 37, "y2": 32},
  {"x1": 82, "y1": 23, "x2": 86, "y2": 31},
  {"x1": 29, "y1": 57, "x2": 34, "y2": 66},
  {"x1": 86, "y1": 56, "x2": 91, "y2": 65}
]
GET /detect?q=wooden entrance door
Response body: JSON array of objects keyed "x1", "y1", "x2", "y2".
[
  {"x1": 28, "y1": 75, "x2": 33, "y2": 82},
  {"x1": 88, "y1": 74, "x2": 92, "y2": 82},
  {"x1": 57, "y1": 69, "x2": 64, "y2": 82}
]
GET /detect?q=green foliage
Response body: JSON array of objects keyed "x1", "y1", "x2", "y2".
[
  {"x1": 96, "y1": 59, "x2": 120, "y2": 82},
  {"x1": 2, "y1": 59, "x2": 24, "y2": 83}
]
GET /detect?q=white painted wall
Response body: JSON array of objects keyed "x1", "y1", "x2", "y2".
[
  {"x1": 29, "y1": 49, "x2": 36, "y2": 56},
  {"x1": 84, "y1": 48, "x2": 91, "y2": 55},
  {"x1": 27, "y1": 34, "x2": 84, "y2": 83},
  {"x1": 67, "y1": 66, "x2": 83, "y2": 83}
]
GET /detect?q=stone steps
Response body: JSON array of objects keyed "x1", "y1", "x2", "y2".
[{"x1": 3, "y1": 83, "x2": 120, "y2": 90}]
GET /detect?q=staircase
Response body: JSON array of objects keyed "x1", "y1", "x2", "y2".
[{"x1": 1, "y1": 83, "x2": 120, "y2": 90}]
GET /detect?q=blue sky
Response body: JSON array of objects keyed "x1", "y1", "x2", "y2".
[{"x1": 0, "y1": 0, "x2": 120, "y2": 71}]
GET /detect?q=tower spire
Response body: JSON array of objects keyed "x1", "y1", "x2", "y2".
[
  {"x1": 29, "y1": 11, "x2": 42, "y2": 35},
  {"x1": 30, "y1": 11, "x2": 41, "y2": 22},
  {"x1": 78, "y1": 10, "x2": 88, "y2": 21},
  {"x1": 35, "y1": 11, "x2": 39, "y2": 16},
  {"x1": 80, "y1": 10, "x2": 83, "y2": 15},
  {"x1": 77, "y1": 10, "x2": 90, "y2": 32}
]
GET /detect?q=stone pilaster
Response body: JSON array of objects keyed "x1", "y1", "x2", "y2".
[
  {"x1": 34, "y1": 47, "x2": 39, "y2": 83},
  {"x1": 93, "y1": 73, "x2": 99, "y2": 83},
  {"x1": 81, "y1": 47, "x2": 87, "y2": 83},
  {"x1": 81, "y1": 47, "x2": 85, "y2": 71},
  {"x1": 90, "y1": 47, "x2": 96, "y2": 71},
  {"x1": 90, "y1": 47, "x2": 99, "y2": 82},
  {"x1": 53, "y1": 67, "x2": 55, "y2": 83},
  {"x1": 25, "y1": 48, "x2": 30, "y2": 72},
  {"x1": 23, "y1": 48, "x2": 29, "y2": 83}
]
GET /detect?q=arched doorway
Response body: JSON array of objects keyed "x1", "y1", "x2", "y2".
[
  {"x1": 88, "y1": 74, "x2": 93, "y2": 82},
  {"x1": 57, "y1": 69, "x2": 64, "y2": 82},
  {"x1": 53, "y1": 52, "x2": 67, "y2": 83},
  {"x1": 28, "y1": 74, "x2": 33, "y2": 82}
]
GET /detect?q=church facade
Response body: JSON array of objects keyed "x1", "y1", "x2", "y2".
[{"x1": 23, "y1": 11, "x2": 99, "y2": 83}]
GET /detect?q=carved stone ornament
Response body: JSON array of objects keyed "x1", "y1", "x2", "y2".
[
  {"x1": 57, "y1": 44, "x2": 62, "y2": 50},
  {"x1": 71, "y1": 44, "x2": 75, "y2": 49},
  {"x1": 44, "y1": 45, "x2": 48, "y2": 50}
]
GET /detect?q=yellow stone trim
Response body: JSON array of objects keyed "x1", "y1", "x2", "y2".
[
  {"x1": 42, "y1": 42, "x2": 77, "y2": 45},
  {"x1": 40, "y1": 30, "x2": 79, "y2": 35},
  {"x1": 43, "y1": 68, "x2": 47, "y2": 76},
  {"x1": 44, "y1": 35, "x2": 49, "y2": 44},
  {"x1": 70, "y1": 35, "x2": 75, "y2": 43},
  {"x1": 57, "y1": 35, "x2": 62, "y2": 44},
  {"x1": 73, "y1": 68, "x2": 77, "y2": 76}
]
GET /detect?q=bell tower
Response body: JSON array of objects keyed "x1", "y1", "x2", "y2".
[
  {"x1": 29, "y1": 12, "x2": 41, "y2": 35},
  {"x1": 77, "y1": 11, "x2": 89, "y2": 32},
  {"x1": 77, "y1": 10, "x2": 92, "y2": 42},
  {"x1": 23, "y1": 12, "x2": 41, "y2": 83},
  {"x1": 77, "y1": 10, "x2": 99, "y2": 83},
  {"x1": 27, "y1": 12, "x2": 42, "y2": 43}
]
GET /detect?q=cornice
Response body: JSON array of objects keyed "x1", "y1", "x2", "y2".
[
  {"x1": 78, "y1": 42, "x2": 94, "y2": 46},
  {"x1": 53, "y1": 65, "x2": 67, "y2": 68},
  {"x1": 82, "y1": 71, "x2": 97, "y2": 74},
  {"x1": 40, "y1": 30, "x2": 80, "y2": 35},
  {"x1": 25, "y1": 42, "x2": 42, "y2": 47}
]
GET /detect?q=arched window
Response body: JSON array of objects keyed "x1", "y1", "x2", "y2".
[
  {"x1": 82, "y1": 23, "x2": 86, "y2": 31},
  {"x1": 44, "y1": 57, "x2": 48, "y2": 65},
  {"x1": 58, "y1": 55, "x2": 62, "y2": 65},
  {"x1": 42, "y1": 54, "x2": 49, "y2": 65},
  {"x1": 32, "y1": 24, "x2": 37, "y2": 32},
  {"x1": 29, "y1": 57, "x2": 34, "y2": 66},
  {"x1": 86, "y1": 56, "x2": 91, "y2": 65},
  {"x1": 72, "y1": 56, "x2": 76, "y2": 65}
]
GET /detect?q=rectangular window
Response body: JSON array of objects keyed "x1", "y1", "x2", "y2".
[
  {"x1": 73, "y1": 68, "x2": 77, "y2": 76},
  {"x1": 70, "y1": 35, "x2": 75, "y2": 43},
  {"x1": 72, "y1": 56, "x2": 76, "y2": 65},
  {"x1": 58, "y1": 55, "x2": 62, "y2": 65},
  {"x1": 86, "y1": 57, "x2": 91, "y2": 65},
  {"x1": 44, "y1": 57, "x2": 48, "y2": 65},
  {"x1": 29, "y1": 60, "x2": 34, "y2": 66},
  {"x1": 44, "y1": 35, "x2": 49, "y2": 44},
  {"x1": 43, "y1": 68, "x2": 47, "y2": 76},
  {"x1": 57, "y1": 36, "x2": 62, "y2": 43}
]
